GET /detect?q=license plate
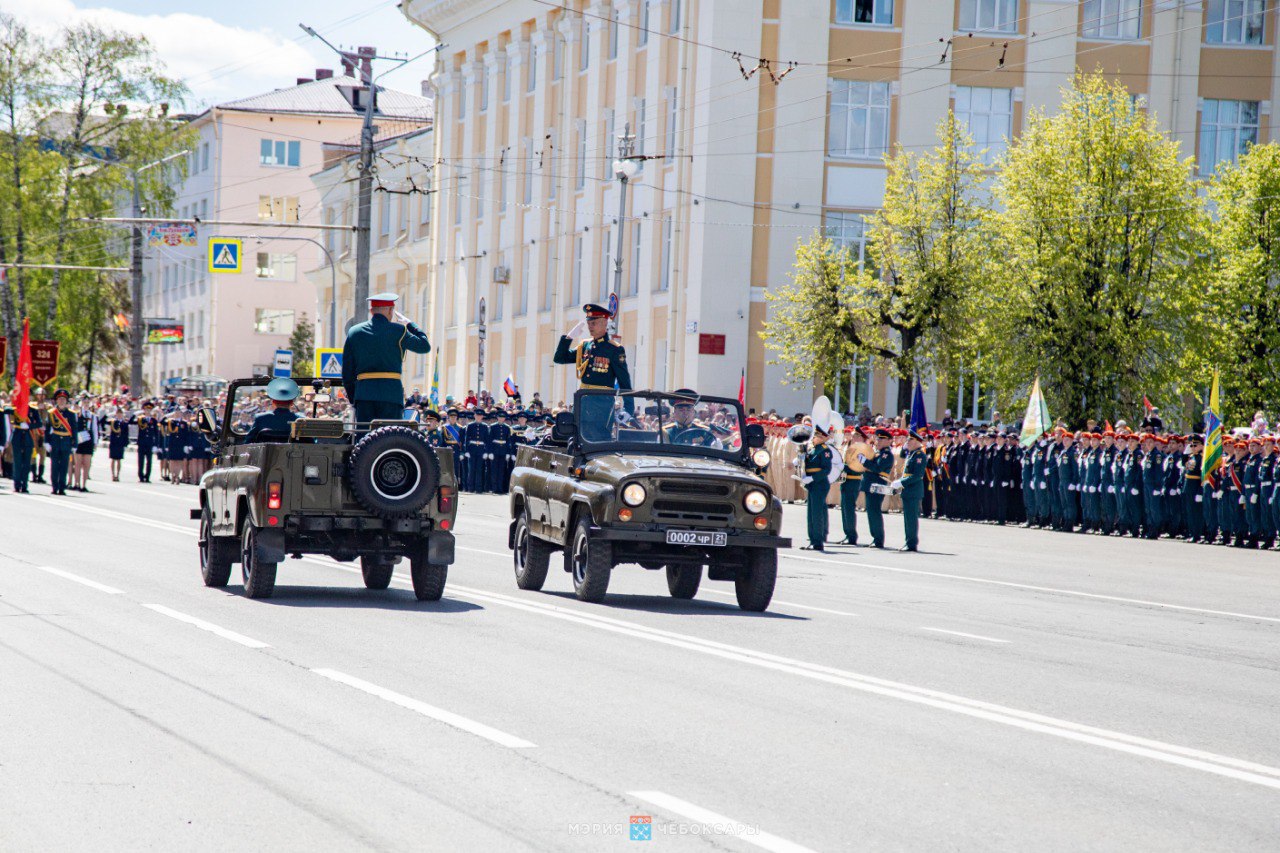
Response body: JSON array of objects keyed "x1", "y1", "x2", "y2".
[{"x1": 666, "y1": 529, "x2": 727, "y2": 547}]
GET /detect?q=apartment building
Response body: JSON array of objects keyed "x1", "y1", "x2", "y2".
[
  {"x1": 142, "y1": 66, "x2": 431, "y2": 392},
  {"x1": 403, "y1": 0, "x2": 1280, "y2": 416}
]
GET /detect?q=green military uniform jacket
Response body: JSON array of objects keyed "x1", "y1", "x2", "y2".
[
  {"x1": 803, "y1": 443, "x2": 833, "y2": 485},
  {"x1": 553, "y1": 334, "x2": 632, "y2": 392},
  {"x1": 861, "y1": 447, "x2": 895, "y2": 495},
  {"x1": 900, "y1": 449, "x2": 926, "y2": 498},
  {"x1": 342, "y1": 314, "x2": 431, "y2": 404}
]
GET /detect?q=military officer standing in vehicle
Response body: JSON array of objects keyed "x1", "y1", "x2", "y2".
[
  {"x1": 799, "y1": 423, "x2": 834, "y2": 551},
  {"x1": 342, "y1": 292, "x2": 431, "y2": 424},
  {"x1": 554, "y1": 303, "x2": 633, "y2": 429},
  {"x1": 896, "y1": 427, "x2": 928, "y2": 552},
  {"x1": 860, "y1": 427, "x2": 895, "y2": 549}
]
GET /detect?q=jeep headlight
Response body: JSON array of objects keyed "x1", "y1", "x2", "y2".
[
  {"x1": 743, "y1": 489, "x2": 768, "y2": 514},
  {"x1": 751, "y1": 448, "x2": 770, "y2": 469},
  {"x1": 621, "y1": 482, "x2": 648, "y2": 507}
]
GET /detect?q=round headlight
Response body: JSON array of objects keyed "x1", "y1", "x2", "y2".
[
  {"x1": 743, "y1": 489, "x2": 768, "y2": 515},
  {"x1": 751, "y1": 448, "x2": 771, "y2": 469},
  {"x1": 621, "y1": 482, "x2": 648, "y2": 507}
]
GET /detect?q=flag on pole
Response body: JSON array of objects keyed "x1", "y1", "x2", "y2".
[
  {"x1": 1019, "y1": 375, "x2": 1051, "y2": 448},
  {"x1": 13, "y1": 317, "x2": 31, "y2": 422},
  {"x1": 429, "y1": 362, "x2": 440, "y2": 407},
  {"x1": 1104, "y1": 419, "x2": 1113, "y2": 432},
  {"x1": 502, "y1": 374, "x2": 519, "y2": 399},
  {"x1": 1142, "y1": 395, "x2": 1155, "y2": 414},
  {"x1": 1202, "y1": 370, "x2": 1223, "y2": 487},
  {"x1": 909, "y1": 379, "x2": 928, "y2": 435},
  {"x1": 737, "y1": 368, "x2": 746, "y2": 408}
]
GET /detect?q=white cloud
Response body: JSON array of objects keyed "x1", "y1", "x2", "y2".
[{"x1": 7, "y1": 0, "x2": 320, "y2": 109}]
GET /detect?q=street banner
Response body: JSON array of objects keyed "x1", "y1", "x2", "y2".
[
  {"x1": 148, "y1": 222, "x2": 197, "y2": 248},
  {"x1": 1203, "y1": 370, "x2": 1224, "y2": 487},
  {"x1": 1019, "y1": 375, "x2": 1051, "y2": 448},
  {"x1": 146, "y1": 322, "x2": 184, "y2": 344},
  {"x1": 13, "y1": 319, "x2": 31, "y2": 420},
  {"x1": 910, "y1": 379, "x2": 928, "y2": 434},
  {"x1": 30, "y1": 338, "x2": 59, "y2": 386}
]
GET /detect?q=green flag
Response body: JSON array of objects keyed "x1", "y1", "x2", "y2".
[{"x1": 1020, "y1": 375, "x2": 1051, "y2": 448}]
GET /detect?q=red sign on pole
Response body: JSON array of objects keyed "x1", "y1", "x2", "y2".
[
  {"x1": 30, "y1": 339, "x2": 60, "y2": 386},
  {"x1": 697, "y1": 333, "x2": 726, "y2": 356}
]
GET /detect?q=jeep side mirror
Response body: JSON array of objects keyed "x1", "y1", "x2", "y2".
[
  {"x1": 552, "y1": 411, "x2": 577, "y2": 442},
  {"x1": 198, "y1": 407, "x2": 218, "y2": 437},
  {"x1": 744, "y1": 423, "x2": 766, "y2": 448}
]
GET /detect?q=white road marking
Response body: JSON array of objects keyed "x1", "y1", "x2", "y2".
[
  {"x1": 35, "y1": 565, "x2": 124, "y2": 595},
  {"x1": 628, "y1": 790, "x2": 817, "y2": 853},
  {"x1": 32, "y1": 495, "x2": 194, "y2": 536},
  {"x1": 141, "y1": 603, "x2": 270, "y2": 649},
  {"x1": 700, "y1": 588, "x2": 857, "y2": 617},
  {"x1": 920, "y1": 627, "x2": 1009, "y2": 644},
  {"x1": 311, "y1": 668, "x2": 536, "y2": 749},
  {"x1": 785, "y1": 553, "x2": 1280, "y2": 625}
]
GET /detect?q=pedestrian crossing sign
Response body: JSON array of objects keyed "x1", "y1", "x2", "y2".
[
  {"x1": 315, "y1": 347, "x2": 343, "y2": 379},
  {"x1": 208, "y1": 237, "x2": 242, "y2": 273}
]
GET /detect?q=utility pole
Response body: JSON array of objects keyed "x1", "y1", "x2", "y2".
[
  {"x1": 611, "y1": 123, "x2": 638, "y2": 302},
  {"x1": 130, "y1": 175, "x2": 144, "y2": 395}
]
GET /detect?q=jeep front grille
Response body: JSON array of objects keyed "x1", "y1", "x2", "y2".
[
  {"x1": 652, "y1": 500, "x2": 735, "y2": 525},
  {"x1": 656, "y1": 480, "x2": 731, "y2": 498}
]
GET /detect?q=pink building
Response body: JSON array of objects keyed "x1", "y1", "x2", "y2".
[{"x1": 143, "y1": 67, "x2": 432, "y2": 392}]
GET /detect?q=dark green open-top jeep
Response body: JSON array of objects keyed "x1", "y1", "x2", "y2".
[
  {"x1": 191, "y1": 377, "x2": 457, "y2": 601},
  {"x1": 508, "y1": 389, "x2": 789, "y2": 611}
]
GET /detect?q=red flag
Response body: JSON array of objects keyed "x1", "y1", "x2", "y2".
[
  {"x1": 1104, "y1": 419, "x2": 1113, "y2": 432},
  {"x1": 737, "y1": 368, "x2": 745, "y2": 407},
  {"x1": 1142, "y1": 396, "x2": 1154, "y2": 414},
  {"x1": 13, "y1": 318, "x2": 31, "y2": 423}
]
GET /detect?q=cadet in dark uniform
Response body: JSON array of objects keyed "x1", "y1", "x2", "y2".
[
  {"x1": 800, "y1": 423, "x2": 833, "y2": 551},
  {"x1": 898, "y1": 427, "x2": 927, "y2": 552},
  {"x1": 107, "y1": 407, "x2": 130, "y2": 481},
  {"x1": 1182, "y1": 434, "x2": 1205, "y2": 542},
  {"x1": 244, "y1": 378, "x2": 301, "y2": 442},
  {"x1": 462, "y1": 409, "x2": 489, "y2": 493},
  {"x1": 46, "y1": 389, "x2": 76, "y2": 496},
  {"x1": 837, "y1": 428, "x2": 864, "y2": 545},
  {"x1": 860, "y1": 428, "x2": 895, "y2": 549},
  {"x1": 342, "y1": 292, "x2": 431, "y2": 424},
  {"x1": 134, "y1": 402, "x2": 159, "y2": 482},
  {"x1": 485, "y1": 409, "x2": 510, "y2": 493},
  {"x1": 9, "y1": 401, "x2": 34, "y2": 494}
]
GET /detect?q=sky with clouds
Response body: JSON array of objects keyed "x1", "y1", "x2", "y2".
[{"x1": 6, "y1": 0, "x2": 440, "y2": 110}]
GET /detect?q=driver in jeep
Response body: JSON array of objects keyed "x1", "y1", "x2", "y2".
[
  {"x1": 664, "y1": 390, "x2": 723, "y2": 449},
  {"x1": 243, "y1": 377, "x2": 300, "y2": 443}
]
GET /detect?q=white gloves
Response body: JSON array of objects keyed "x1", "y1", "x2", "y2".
[
  {"x1": 44, "y1": 443, "x2": 52, "y2": 453},
  {"x1": 394, "y1": 310, "x2": 412, "y2": 324},
  {"x1": 891, "y1": 478, "x2": 904, "y2": 490},
  {"x1": 801, "y1": 475, "x2": 813, "y2": 485},
  {"x1": 1130, "y1": 488, "x2": 1139, "y2": 496},
  {"x1": 567, "y1": 320, "x2": 587, "y2": 340},
  {"x1": 1195, "y1": 494, "x2": 1203, "y2": 503}
]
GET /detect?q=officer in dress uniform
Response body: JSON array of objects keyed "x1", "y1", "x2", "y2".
[
  {"x1": 485, "y1": 409, "x2": 510, "y2": 494},
  {"x1": 1099, "y1": 431, "x2": 1118, "y2": 534},
  {"x1": 860, "y1": 427, "x2": 895, "y2": 549},
  {"x1": 8, "y1": 399, "x2": 34, "y2": 494},
  {"x1": 837, "y1": 428, "x2": 864, "y2": 546},
  {"x1": 243, "y1": 378, "x2": 300, "y2": 442},
  {"x1": 897, "y1": 427, "x2": 928, "y2": 552},
  {"x1": 553, "y1": 303, "x2": 633, "y2": 430},
  {"x1": 341, "y1": 292, "x2": 431, "y2": 424},
  {"x1": 799, "y1": 423, "x2": 833, "y2": 551},
  {"x1": 107, "y1": 406, "x2": 130, "y2": 481},
  {"x1": 421, "y1": 410, "x2": 444, "y2": 446},
  {"x1": 462, "y1": 409, "x2": 489, "y2": 493},
  {"x1": 663, "y1": 391, "x2": 722, "y2": 447},
  {"x1": 1140, "y1": 434, "x2": 1164, "y2": 539},
  {"x1": 1182, "y1": 434, "x2": 1205, "y2": 543},
  {"x1": 134, "y1": 401, "x2": 160, "y2": 482},
  {"x1": 1055, "y1": 430, "x2": 1079, "y2": 531},
  {"x1": 46, "y1": 389, "x2": 76, "y2": 496}
]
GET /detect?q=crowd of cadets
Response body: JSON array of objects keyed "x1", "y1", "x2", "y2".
[
  {"x1": 923, "y1": 426, "x2": 1279, "y2": 550},
  {"x1": 413, "y1": 405, "x2": 554, "y2": 495}
]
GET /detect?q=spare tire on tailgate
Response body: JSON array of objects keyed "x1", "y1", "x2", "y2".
[{"x1": 348, "y1": 426, "x2": 440, "y2": 518}]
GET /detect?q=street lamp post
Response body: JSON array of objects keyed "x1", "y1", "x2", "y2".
[
  {"x1": 128, "y1": 150, "x2": 189, "y2": 395},
  {"x1": 610, "y1": 123, "x2": 638, "y2": 307}
]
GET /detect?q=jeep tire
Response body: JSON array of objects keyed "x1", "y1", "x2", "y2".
[
  {"x1": 735, "y1": 548, "x2": 776, "y2": 612},
  {"x1": 361, "y1": 555, "x2": 396, "y2": 590},
  {"x1": 241, "y1": 523, "x2": 278, "y2": 599},
  {"x1": 199, "y1": 504, "x2": 236, "y2": 588},
  {"x1": 665, "y1": 565, "x2": 701, "y2": 599},
  {"x1": 348, "y1": 426, "x2": 440, "y2": 519},
  {"x1": 409, "y1": 550, "x2": 448, "y2": 601},
  {"x1": 568, "y1": 516, "x2": 611, "y2": 603},
  {"x1": 513, "y1": 513, "x2": 552, "y2": 591}
]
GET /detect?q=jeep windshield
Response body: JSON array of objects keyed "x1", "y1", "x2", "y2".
[
  {"x1": 225, "y1": 377, "x2": 345, "y2": 436},
  {"x1": 574, "y1": 390, "x2": 746, "y2": 463}
]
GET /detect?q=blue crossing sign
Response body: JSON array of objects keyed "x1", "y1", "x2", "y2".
[
  {"x1": 315, "y1": 347, "x2": 343, "y2": 379},
  {"x1": 208, "y1": 237, "x2": 242, "y2": 273}
]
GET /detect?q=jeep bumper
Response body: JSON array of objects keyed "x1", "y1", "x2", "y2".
[{"x1": 591, "y1": 526, "x2": 790, "y2": 549}]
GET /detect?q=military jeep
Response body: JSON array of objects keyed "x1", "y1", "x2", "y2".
[
  {"x1": 508, "y1": 389, "x2": 789, "y2": 611},
  {"x1": 191, "y1": 377, "x2": 457, "y2": 600}
]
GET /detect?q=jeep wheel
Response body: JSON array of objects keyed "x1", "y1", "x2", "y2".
[
  {"x1": 735, "y1": 548, "x2": 776, "y2": 612},
  {"x1": 198, "y1": 504, "x2": 235, "y2": 588},
  {"x1": 665, "y1": 565, "x2": 701, "y2": 599},
  {"x1": 348, "y1": 426, "x2": 441, "y2": 519},
  {"x1": 568, "y1": 517, "x2": 611, "y2": 603},
  {"x1": 360, "y1": 556, "x2": 395, "y2": 590},
  {"x1": 240, "y1": 523, "x2": 278, "y2": 599},
  {"x1": 513, "y1": 513, "x2": 551, "y2": 591},
  {"x1": 409, "y1": 552, "x2": 448, "y2": 601}
]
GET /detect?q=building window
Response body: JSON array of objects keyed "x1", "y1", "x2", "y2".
[
  {"x1": 571, "y1": 235, "x2": 584, "y2": 302},
  {"x1": 542, "y1": 245, "x2": 555, "y2": 311},
  {"x1": 255, "y1": 252, "x2": 297, "y2": 281},
  {"x1": 670, "y1": 0, "x2": 682, "y2": 32},
  {"x1": 527, "y1": 40, "x2": 538, "y2": 91},
  {"x1": 1200, "y1": 99, "x2": 1259, "y2": 174},
  {"x1": 258, "y1": 195, "x2": 298, "y2": 222},
  {"x1": 954, "y1": 86, "x2": 1013, "y2": 164},
  {"x1": 639, "y1": 0, "x2": 650, "y2": 45},
  {"x1": 664, "y1": 88, "x2": 678, "y2": 160},
  {"x1": 255, "y1": 309, "x2": 295, "y2": 335},
  {"x1": 629, "y1": 221, "x2": 641, "y2": 296},
  {"x1": 835, "y1": 0, "x2": 894, "y2": 26},
  {"x1": 325, "y1": 207, "x2": 337, "y2": 254},
  {"x1": 580, "y1": 15, "x2": 590, "y2": 71},
  {"x1": 548, "y1": 130, "x2": 558, "y2": 200},
  {"x1": 1081, "y1": 0, "x2": 1141, "y2": 39},
  {"x1": 201, "y1": 142, "x2": 210, "y2": 172},
  {"x1": 823, "y1": 211, "x2": 873, "y2": 272},
  {"x1": 828, "y1": 79, "x2": 891, "y2": 159},
  {"x1": 659, "y1": 214, "x2": 672, "y2": 292},
  {"x1": 960, "y1": 0, "x2": 1018, "y2": 33},
  {"x1": 458, "y1": 78, "x2": 466, "y2": 120},
  {"x1": 259, "y1": 139, "x2": 300, "y2": 167},
  {"x1": 1205, "y1": 0, "x2": 1266, "y2": 44},
  {"x1": 480, "y1": 63, "x2": 489, "y2": 111},
  {"x1": 609, "y1": 10, "x2": 619, "y2": 59},
  {"x1": 576, "y1": 121, "x2": 587, "y2": 190},
  {"x1": 379, "y1": 191, "x2": 392, "y2": 236}
]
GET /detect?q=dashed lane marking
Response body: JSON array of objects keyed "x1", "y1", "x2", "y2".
[
  {"x1": 141, "y1": 603, "x2": 270, "y2": 649},
  {"x1": 35, "y1": 565, "x2": 124, "y2": 595}
]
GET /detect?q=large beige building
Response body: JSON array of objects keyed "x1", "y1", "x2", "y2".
[{"x1": 402, "y1": 0, "x2": 1280, "y2": 417}]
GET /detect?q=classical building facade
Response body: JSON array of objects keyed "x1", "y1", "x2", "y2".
[{"x1": 403, "y1": 0, "x2": 1280, "y2": 417}]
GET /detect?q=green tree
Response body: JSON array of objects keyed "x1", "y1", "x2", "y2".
[
  {"x1": 1206, "y1": 142, "x2": 1280, "y2": 425},
  {"x1": 289, "y1": 313, "x2": 315, "y2": 379},
  {"x1": 973, "y1": 73, "x2": 1206, "y2": 425}
]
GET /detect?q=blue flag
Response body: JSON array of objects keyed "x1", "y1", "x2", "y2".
[{"x1": 910, "y1": 379, "x2": 928, "y2": 434}]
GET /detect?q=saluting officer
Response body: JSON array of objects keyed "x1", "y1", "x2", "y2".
[
  {"x1": 897, "y1": 427, "x2": 928, "y2": 552},
  {"x1": 554, "y1": 303, "x2": 632, "y2": 393},
  {"x1": 800, "y1": 423, "x2": 834, "y2": 551},
  {"x1": 342, "y1": 292, "x2": 431, "y2": 424}
]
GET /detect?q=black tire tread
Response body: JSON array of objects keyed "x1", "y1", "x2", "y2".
[
  {"x1": 570, "y1": 517, "x2": 612, "y2": 603},
  {"x1": 514, "y1": 514, "x2": 552, "y2": 591},
  {"x1": 199, "y1": 504, "x2": 235, "y2": 588},
  {"x1": 241, "y1": 524, "x2": 278, "y2": 599},
  {"x1": 665, "y1": 565, "x2": 701, "y2": 599},
  {"x1": 348, "y1": 426, "x2": 441, "y2": 519},
  {"x1": 410, "y1": 555, "x2": 448, "y2": 601},
  {"x1": 360, "y1": 556, "x2": 395, "y2": 590},
  {"x1": 735, "y1": 548, "x2": 776, "y2": 612}
]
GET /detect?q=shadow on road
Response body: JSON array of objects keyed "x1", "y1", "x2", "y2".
[
  {"x1": 541, "y1": 590, "x2": 807, "y2": 620},
  {"x1": 248, "y1": 586, "x2": 483, "y2": 613}
]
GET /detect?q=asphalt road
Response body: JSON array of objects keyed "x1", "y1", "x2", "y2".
[{"x1": 2, "y1": 454, "x2": 1278, "y2": 852}]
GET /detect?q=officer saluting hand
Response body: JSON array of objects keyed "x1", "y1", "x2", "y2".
[
  {"x1": 342, "y1": 292, "x2": 431, "y2": 424},
  {"x1": 553, "y1": 303, "x2": 631, "y2": 394}
]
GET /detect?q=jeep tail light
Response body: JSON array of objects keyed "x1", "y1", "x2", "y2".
[
  {"x1": 267, "y1": 482, "x2": 282, "y2": 510},
  {"x1": 440, "y1": 518, "x2": 452, "y2": 531},
  {"x1": 438, "y1": 486, "x2": 454, "y2": 513}
]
